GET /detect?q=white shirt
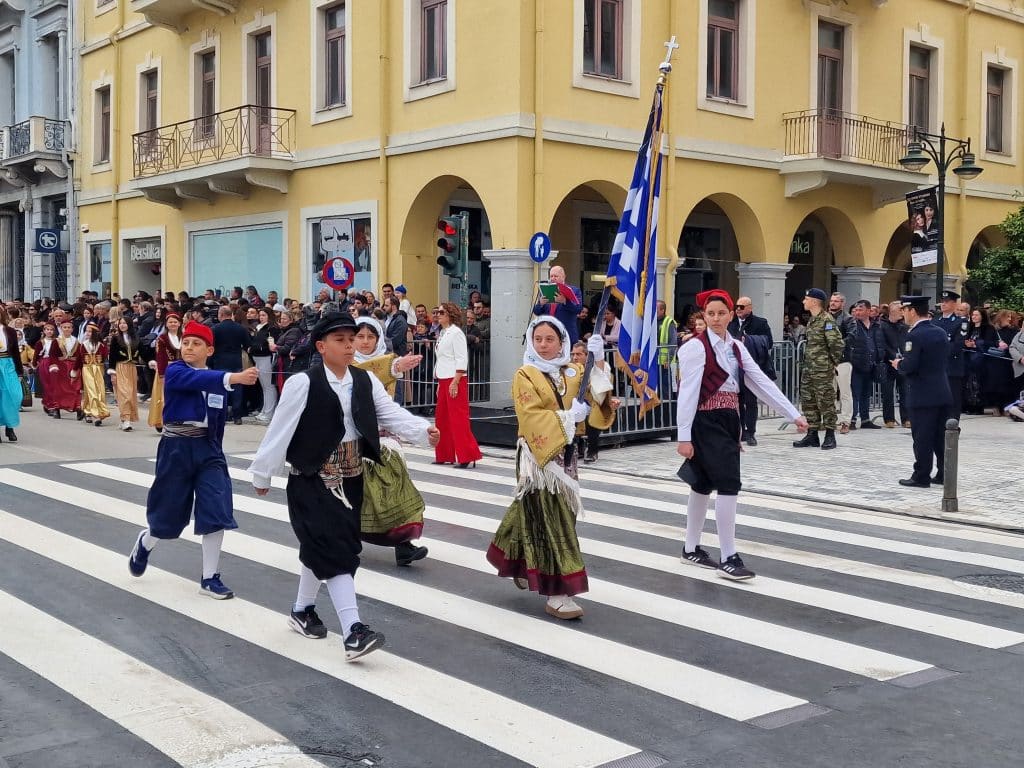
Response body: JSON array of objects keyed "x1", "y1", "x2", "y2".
[
  {"x1": 434, "y1": 325, "x2": 469, "y2": 379},
  {"x1": 247, "y1": 365, "x2": 431, "y2": 490},
  {"x1": 676, "y1": 332, "x2": 801, "y2": 441}
]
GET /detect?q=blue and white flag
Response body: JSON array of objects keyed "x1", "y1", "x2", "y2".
[{"x1": 606, "y1": 83, "x2": 665, "y2": 415}]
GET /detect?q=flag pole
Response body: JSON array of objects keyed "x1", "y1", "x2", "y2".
[{"x1": 576, "y1": 38, "x2": 676, "y2": 403}]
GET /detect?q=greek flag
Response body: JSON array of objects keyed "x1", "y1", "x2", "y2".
[{"x1": 606, "y1": 83, "x2": 665, "y2": 416}]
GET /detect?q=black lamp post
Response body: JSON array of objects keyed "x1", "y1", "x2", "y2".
[{"x1": 899, "y1": 123, "x2": 983, "y2": 306}]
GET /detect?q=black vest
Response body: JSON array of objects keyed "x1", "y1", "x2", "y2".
[{"x1": 286, "y1": 364, "x2": 382, "y2": 475}]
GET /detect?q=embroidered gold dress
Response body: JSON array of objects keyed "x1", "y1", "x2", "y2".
[
  {"x1": 79, "y1": 341, "x2": 110, "y2": 421},
  {"x1": 486, "y1": 363, "x2": 614, "y2": 596}
]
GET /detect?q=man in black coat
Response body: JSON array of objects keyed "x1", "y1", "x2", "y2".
[
  {"x1": 846, "y1": 299, "x2": 885, "y2": 429},
  {"x1": 210, "y1": 305, "x2": 252, "y2": 424},
  {"x1": 893, "y1": 296, "x2": 952, "y2": 487},
  {"x1": 728, "y1": 296, "x2": 774, "y2": 446},
  {"x1": 932, "y1": 289, "x2": 968, "y2": 420},
  {"x1": 878, "y1": 301, "x2": 909, "y2": 427},
  {"x1": 383, "y1": 296, "x2": 409, "y2": 403}
]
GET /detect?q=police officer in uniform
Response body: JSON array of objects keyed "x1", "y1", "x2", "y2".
[
  {"x1": 931, "y1": 290, "x2": 967, "y2": 420},
  {"x1": 892, "y1": 295, "x2": 951, "y2": 487}
]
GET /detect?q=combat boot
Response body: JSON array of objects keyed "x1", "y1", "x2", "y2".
[
  {"x1": 821, "y1": 429, "x2": 837, "y2": 450},
  {"x1": 792, "y1": 431, "x2": 820, "y2": 448}
]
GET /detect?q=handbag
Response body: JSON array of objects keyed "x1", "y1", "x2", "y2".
[{"x1": 676, "y1": 460, "x2": 699, "y2": 486}]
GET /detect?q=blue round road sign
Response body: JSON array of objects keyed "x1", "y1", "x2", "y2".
[{"x1": 529, "y1": 232, "x2": 552, "y2": 263}]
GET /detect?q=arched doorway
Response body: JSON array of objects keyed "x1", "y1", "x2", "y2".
[
  {"x1": 398, "y1": 175, "x2": 495, "y2": 305},
  {"x1": 963, "y1": 225, "x2": 1007, "y2": 305},
  {"x1": 784, "y1": 207, "x2": 862, "y2": 318}
]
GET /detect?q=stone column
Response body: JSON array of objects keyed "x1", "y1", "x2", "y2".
[
  {"x1": 918, "y1": 272, "x2": 961, "y2": 302},
  {"x1": 735, "y1": 262, "x2": 792, "y2": 342},
  {"x1": 483, "y1": 248, "x2": 538, "y2": 407},
  {"x1": 831, "y1": 267, "x2": 888, "y2": 307},
  {"x1": 0, "y1": 211, "x2": 15, "y2": 301}
]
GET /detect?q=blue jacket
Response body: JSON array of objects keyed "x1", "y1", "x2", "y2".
[
  {"x1": 932, "y1": 313, "x2": 969, "y2": 378},
  {"x1": 162, "y1": 361, "x2": 231, "y2": 448},
  {"x1": 533, "y1": 284, "x2": 583, "y2": 343},
  {"x1": 897, "y1": 321, "x2": 952, "y2": 409}
]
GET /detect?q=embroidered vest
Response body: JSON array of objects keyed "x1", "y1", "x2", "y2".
[{"x1": 696, "y1": 331, "x2": 744, "y2": 406}]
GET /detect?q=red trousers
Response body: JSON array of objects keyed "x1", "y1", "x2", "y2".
[{"x1": 434, "y1": 377, "x2": 482, "y2": 464}]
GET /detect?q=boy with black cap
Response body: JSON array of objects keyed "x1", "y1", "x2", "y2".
[
  {"x1": 248, "y1": 311, "x2": 439, "y2": 661},
  {"x1": 128, "y1": 321, "x2": 259, "y2": 597},
  {"x1": 793, "y1": 288, "x2": 845, "y2": 450},
  {"x1": 892, "y1": 295, "x2": 951, "y2": 487}
]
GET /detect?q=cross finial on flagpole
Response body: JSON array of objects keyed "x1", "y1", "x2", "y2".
[{"x1": 661, "y1": 36, "x2": 679, "y2": 68}]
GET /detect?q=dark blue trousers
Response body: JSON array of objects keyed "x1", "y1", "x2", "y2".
[
  {"x1": 852, "y1": 368, "x2": 874, "y2": 423},
  {"x1": 909, "y1": 405, "x2": 946, "y2": 483},
  {"x1": 146, "y1": 436, "x2": 237, "y2": 539}
]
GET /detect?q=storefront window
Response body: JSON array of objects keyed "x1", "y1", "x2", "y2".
[
  {"x1": 190, "y1": 224, "x2": 283, "y2": 297},
  {"x1": 580, "y1": 217, "x2": 618, "y2": 305}
]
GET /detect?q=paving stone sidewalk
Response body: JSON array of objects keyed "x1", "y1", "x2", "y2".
[{"x1": 477, "y1": 414, "x2": 1024, "y2": 533}]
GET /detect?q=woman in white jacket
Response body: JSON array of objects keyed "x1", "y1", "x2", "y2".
[{"x1": 432, "y1": 302, "x2": 482, "y2": 468}]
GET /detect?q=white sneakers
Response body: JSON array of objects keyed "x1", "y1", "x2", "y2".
[
  {"x1": 545, "y1": 595, "x2": 583, "y2": 620},
  {"x1": 119, "y1": 421, "x2": 133, "y2": 432}
]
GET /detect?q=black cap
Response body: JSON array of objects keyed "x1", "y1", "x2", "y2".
[
  {"x1": 940, "y1": 290, "x2": 960, "y2": 301},
  {"x1": 311, "y1": 311, "x2": 357, "y2": 343},
  {"x1": 899, "y1": 295, "x2": 931, "y2": 313},
  {"x1": 805, "y1": 288, "x2": 828, "y2": 301}
]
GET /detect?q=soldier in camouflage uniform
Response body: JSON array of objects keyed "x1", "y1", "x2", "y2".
[{"x1": 794, "y1": 288, "x2": 845, "y2": 450}]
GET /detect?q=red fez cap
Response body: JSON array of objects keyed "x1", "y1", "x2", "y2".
[
  {"x1": 696, "y1": 289, "x2": 734, "y2": 310},
  {"x1": 165, "y1": 312, "x2": 181, "y2": 323},
  {"x1": 182, "y1": 321, "x2": 213, "y2": 347}
]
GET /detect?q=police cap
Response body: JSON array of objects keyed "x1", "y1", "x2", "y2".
[
  {"x1": 940, "y1": 290, "x2": 960, "y2": 301},
  {"x1": 899, "y1": 295, "x2": 931, "y2": 314},
  {"x1": 311, "y1": 311, "x2": 357, "y2": 343},
  {"x1": 805, "y1": 288, "x2": 828, "y2": 302}
]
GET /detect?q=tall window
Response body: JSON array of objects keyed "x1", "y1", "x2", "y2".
[
  {"x1": 908, "y1": 45, "x2": 931, "y2": 131},
  {"x1": 97, "y1": 87, "x2": 111, "y2": 163},
  {"x1": 706, "y1": 0, "x2": 738, "y2": 99},
  {"x1": 420, "y1": 0, "x2": 447, "y2": 82},
  {"x1": 142, "y1": 70, "x2": 159, "y2": 131},
  {"x1": 325, "y1": 4, "x2": 346, "y2": 107},
  {"x1": 583, "y1": 0, "x2": 622, "y2": 79},
  {"x1": 254, "y1": 32, "x2": 273, "y2": 153},
  {"x1": 986, "y1": 66, "x2": 1005, "y2": 154},
  {"x1": 199, "y1": 51, "x2": 216, "y2": 138}
]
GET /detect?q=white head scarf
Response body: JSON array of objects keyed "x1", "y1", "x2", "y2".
[
  {"x1": 354, "y1": 316, "x2": 387, "y2": 362},
  {"x1": 523, "y1": 316, "x2": 571, "y2": 374}
]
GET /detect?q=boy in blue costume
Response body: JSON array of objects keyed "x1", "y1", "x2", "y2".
[{"x1": 128, "y1": 321, "x2": 258, "y2": 598}]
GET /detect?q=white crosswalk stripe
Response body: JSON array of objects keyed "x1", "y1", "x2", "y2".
[{"x1": 2, "y1": 452, "x2": 1024, "y2": 767}]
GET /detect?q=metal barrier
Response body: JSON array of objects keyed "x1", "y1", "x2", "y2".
[{"x1": 404, "y1": 339, "x2": 494, "y2": 412}]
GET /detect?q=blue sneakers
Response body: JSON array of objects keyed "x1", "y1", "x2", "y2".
[
  {"x1": 200, "y1": 574, "x2": 234, "y2": 600},
  {"x1": 128, "y1": 531, "x2": 151, "y2": 577}
]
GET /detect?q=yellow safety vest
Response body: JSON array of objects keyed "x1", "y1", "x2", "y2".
[{"x1": 658, "y1": 316, "x2": 676, "y2": 364}]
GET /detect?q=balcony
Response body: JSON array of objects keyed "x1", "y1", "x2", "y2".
[
  {"x1": 130, "y1": 105, "x2": 296, "y2": 208},
  {"x1": 131, "y1": 0, "x2": 238, "y2": 32},
  {"x1": 1, "y1": 116, "x2": 69, "y2": 184},
  {"x1": 781, "y1": 110, "x2": 925, "y2": 207}
]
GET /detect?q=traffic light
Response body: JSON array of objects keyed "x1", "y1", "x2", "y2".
[{"x1": 436, "y1": 215, "x2": 462, "y2": 277}]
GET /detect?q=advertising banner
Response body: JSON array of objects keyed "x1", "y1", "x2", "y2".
[{"x1": 906, "y1": 186, "x2": 940, "y2": 268}]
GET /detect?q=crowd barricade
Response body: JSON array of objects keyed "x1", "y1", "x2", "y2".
[{"x1": 404, "y1": 338, "x2": 493, "y2": 412}]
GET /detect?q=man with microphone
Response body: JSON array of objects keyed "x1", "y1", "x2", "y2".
[{"x1": 533, "y1": 265, "x2": 583, "y2": 344}]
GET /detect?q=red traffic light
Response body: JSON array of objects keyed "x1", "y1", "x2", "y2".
[{"x1": 438, "y1": 219, "x2": 457, "y2": 236}]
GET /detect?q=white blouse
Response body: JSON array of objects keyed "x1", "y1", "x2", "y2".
[{"x1": 434, "y1": 325, "x2": 469, "y2": 380}]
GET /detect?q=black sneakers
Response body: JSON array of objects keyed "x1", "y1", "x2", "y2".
[
  {"x1": 289, "y1": 606, "x2": 328, "y2": 639},
  {"x1": 681, "y1": 546, "x2": 720, "y2": 569},
  {"x1": 718, "y1": 554, "x2": 755, "y2": 581},
  {"x1": 395, "y1": 542, "x2": 428, "y2": 567},
  {"x1": 344, "y1": 622, "x2": 384, "y2": 661}
]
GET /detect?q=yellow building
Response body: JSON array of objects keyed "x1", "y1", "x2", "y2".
[{"x1": 77, "y1": 0, "x2": 1022, "y2": 333}]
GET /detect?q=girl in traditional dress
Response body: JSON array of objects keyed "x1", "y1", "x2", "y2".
[
  {"x1": 108, "y1": 317, "x2": 141, "y2": 431},
  {"x1": 487, "y1": 317, "x2": 617, "y2": 620},
  {"x1": 52, "y1": 320, "x2": 84, "y2": 420},
  {"x1": 147, "y1": 312, "x2": 182, "y2": 432},
  {"x1": 78, "y1": 323, "x2": 111, "y2": 427},
  {"x1": 0, "y1": 306, "x2": 25, "y2": 442},
  {"x1": 34, "y1": 322, "x2": 58, "y2": 416},
  {"x1": 351, "y1": 316, "x2": 431, "y2": 566}
]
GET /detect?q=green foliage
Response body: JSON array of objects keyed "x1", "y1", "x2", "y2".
[{"x1": 966, "y1": 205, "x2": 1024, "y2": 312}]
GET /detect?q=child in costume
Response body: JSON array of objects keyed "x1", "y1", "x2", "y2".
[
  {"x1": 107, "y1": 317, "x2": 141, "y2": 431},
  {"x1": 128, "y1": 321, "x2": 259, "y2": 598},
  {"x1": 248, "y1": 312, "x2": 440, "y2": 660},
  {"x1": 78, "y1": 323, "x2": 111, "y2": 426},
  {"x1": 351, "y1": 316, "x2": 430, "y2": 565},
  {"x1": 487, "y1": 317, "x2": 617, "y2": 620},
  {"x1": 52, "y1": 320, "x2": 84, "y2": 420},
  {"x1": 147, "y1": 312, "x2": 182, "y2": 432}
]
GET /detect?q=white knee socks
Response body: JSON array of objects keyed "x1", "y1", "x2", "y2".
[
  {"x1": 684, "y1": 492, "x2": 711, "y2": 553},
  {"x1": 325, "y1": 573, "x2": 360, "y2": 638},
  {"x1": 141, "y1": 531, "x2": 159, "y2": 550},
  {"x1": 715, "y1": 495, "x2": 739, "y2": 560},
  {"x1": 201, "y1": 530, "x2": 224, "y2": 580},
  {"x1": 293, "y1": 566, "x2": 322, "y2": 612}
]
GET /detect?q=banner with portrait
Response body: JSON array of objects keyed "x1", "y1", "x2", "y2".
[{"x1": 906, "y1": 187, "x2": 940, "y2": 268}]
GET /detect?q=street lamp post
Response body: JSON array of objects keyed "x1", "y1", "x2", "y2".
[{"x1": 899, "y1": 124, "x2": 983, "y2": 306}]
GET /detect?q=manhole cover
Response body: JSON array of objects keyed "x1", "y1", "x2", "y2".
[{"x1": 956, "y1": 574, "x2": 1024, "y2": 593}]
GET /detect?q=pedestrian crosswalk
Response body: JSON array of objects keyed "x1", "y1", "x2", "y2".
[{"x1": 1, "y1": 451, "x2": 1023, "y2": 767}]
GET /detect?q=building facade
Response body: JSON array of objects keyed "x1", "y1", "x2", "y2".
[
  {"x1": 75, "y1": 0, "x2": 1022, "y2": 335},
  {"x1": 1, "y1": 0, "x2": 75, "y2": 302}
]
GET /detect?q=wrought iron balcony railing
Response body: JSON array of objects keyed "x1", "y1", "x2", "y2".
[
  {"x1": 1, "y1": 117, "x2": 68, "y2": 161},
  {"x1": 132, "y1": 105, "x2": 297, "y2": 178},
  {"x1": 783, "y1": 110, "x2": 912, "y2": 169}
]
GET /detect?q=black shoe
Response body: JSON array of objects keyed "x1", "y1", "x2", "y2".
[
  {"x1": 848, "y1": 421, "x2": 857, "y2": 430},
  {"x1": 289, "y1": 606, "x2": 328, "y2": 639},
  {"x1": 744, "y1": 435, "x2": 758, "y2": 447},
  {"x1": 456, "y1": 461, "x2": 476, "y2": 469},
  {"x1": 395, "y1": 542, "x2": 428, "y2": 567},
  {"x1": 4, "y1": 428, "x2": 16, "y2": 442},
  {"x1": 718, "y1": 554, "x2": 755, "y2": 581},
  {"x1": 793, "y1": 432, "x2": 820, "y2": 448},
  {"x1": 53, "y1": 410, "x2": 61, "y2": 419},
  {"x1": 681, "y1": 545, "x2": 719, "y2": 569},
  {"x1": 899, "y1": 478, "x2": 931, "y2": 488},
  {"x1": 76, "y1": 409, "x2": 86, "y2": 421},
  {"x1": 931, "y1": 474, "x2": 944, "y2": 484},
  {"x1": 859, "y1": 420, "x2": 882, "y2": 429},
  {"x1": 821, "y1": 429, "x2": 837, "y2": 450},
  {"x1": 583, "y1": 454, "x2": 597, "y2": 463},
  {"x1": 233, "y1": 418, "x2": 243, "y2": 425},
  {"x1": 343, "y1": 622, "x2": 384, "y2": 661}
]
